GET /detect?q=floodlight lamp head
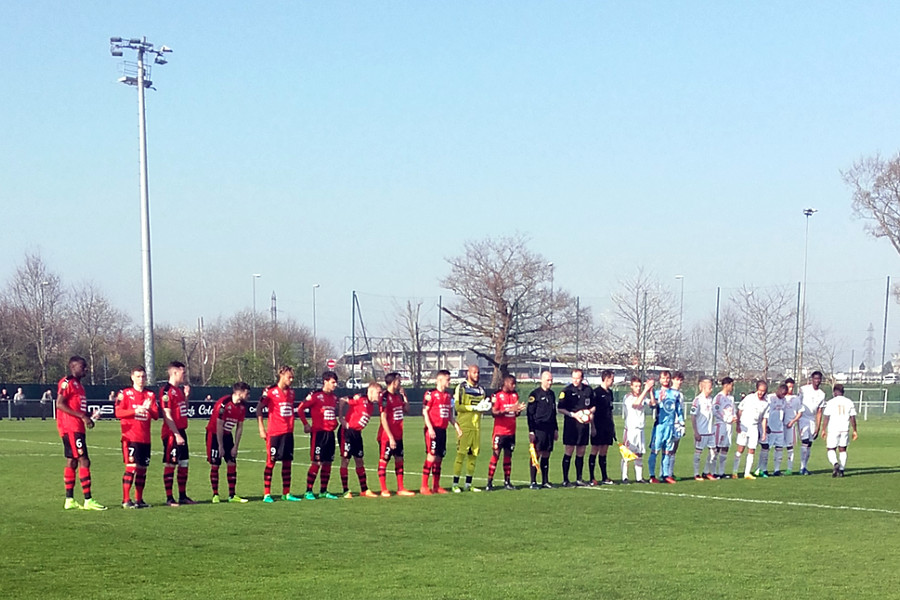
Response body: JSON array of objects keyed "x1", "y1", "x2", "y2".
[
  {"x1": 129, "y1": 38, "x2": 142, "y2": 44},
  {"x1": 111, "y1": 49, "x2": 123, "y2": 57},
  {"x1": 159, "y1": 45, "x2": 172, "y2": 53},
  {"x1": 154, "y1": 56, "x2": 167, "y2": 65},
  {"x1": 110, "y1": 36, "x2": 123, "y2": 43},
  {"x1": 803, "y1": 208, "x2": 818, "y2": 217}
]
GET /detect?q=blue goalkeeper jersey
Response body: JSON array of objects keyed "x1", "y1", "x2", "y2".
[{"x1": 654, "y1": 388, "x2": 684, "y2": 427}]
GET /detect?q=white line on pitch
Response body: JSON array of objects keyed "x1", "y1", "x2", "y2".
[{"x1": 581, "y1": 485, "x2": 900, "y2": 515}]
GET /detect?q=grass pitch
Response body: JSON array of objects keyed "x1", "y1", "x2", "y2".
[{"x1": 1, "y1": 415, "x2": 899, "y2": 599}]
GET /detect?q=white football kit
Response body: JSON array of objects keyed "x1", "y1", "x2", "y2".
[{"x1": 823, "y1": 395, "x2": 857, "y2": 449}]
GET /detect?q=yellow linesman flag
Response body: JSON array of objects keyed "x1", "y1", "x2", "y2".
[
  {"x1": 529, "y1": 443, "x2": 540, "y2": 468},
  {"x1": 618, "y1": 443, "x2": 637, "y2": 462}
]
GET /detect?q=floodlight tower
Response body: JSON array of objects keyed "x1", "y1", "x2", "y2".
[
  {"x1": 797, "y1": 207, "x2": 817, "y2": 378},
  {"x1": 109, "y1": 36, "x2": 172, "y2": 383}
]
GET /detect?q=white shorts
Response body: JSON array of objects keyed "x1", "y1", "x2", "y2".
[
  {"x1": 736, "y1": 424, "x2": 759, "y2": 449},
  {"x1": 624, "y1": 427, "x2": 645, "y2": 454},
  {"x1": 714, "y1": 423, "x2": 732, "y2": 448},
  {"x1": 763, "y1": 431, "x2": 784, "y2": 448},
  {"x1": 826, "y1": 430, "x2": 850, "y2": 449},
  {"x1": 799, "y1": 418, "x2": 817, "y2": 442},
  {"x1": 783, "y1": 426, "x2": 796, "y2": 447},
  {"x1": 695, "y1": 433, "x2": 716, "y2": 450}
]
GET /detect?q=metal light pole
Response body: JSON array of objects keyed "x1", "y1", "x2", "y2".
[
  {"x1": 251, "y1": 274, "x2": 261, "y2": 355},
  {"x1": 798, "y1": 208, "x2": 817, "y2": 378},
  {"x1": 312, "y1": 283, "x2": 320, "y2": 375},
  {"x1": 675, "y1": 274, "x2": 684, "y2": 366},
  {"x1": 109, "y1": 36, "x2": 172, "y2": 383},
  {"x1": 39, "y1": 281, "x2": 49, "y2": 384}
]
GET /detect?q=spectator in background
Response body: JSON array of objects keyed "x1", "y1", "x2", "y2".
[
  {"x1": 13, "y1": 388, "x2": 26, "y2": 420},
  {"x1": 108, "y1": 391, "x2": 116, "y2": 402},
  {"x1": 41, "y1": 389, "x2": 53, "y2": 420},
  {"x1": 0, "y1": 388, "x2": 8, "y2": 420}
]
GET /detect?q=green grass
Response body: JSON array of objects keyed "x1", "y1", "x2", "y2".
[{"x1": 1, "y1": 414, "x2": 899, "y2": 599}]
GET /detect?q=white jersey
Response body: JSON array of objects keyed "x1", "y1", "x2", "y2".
[
  {"x1": 823, "y1": 396, "x2": 857, "y2": 433},
  {"x1": 763, "y1": 394, "x2": 787, "y2": 432},
  {"x1": 690, "y1": 393, "x2": 714, "y2": 435},
  {"x1": 712, "y1": 392, "x2": 735, "y2": 425},
  {"x1": 622, "y1": 393, "x2": 648, "y2": 430},
  {"x1": 798, "y1": 384, "x2": 826, "y2": 421},
  {"x1": 784, "y1": 394, "x2": 801, "y2": 426},
  {"x1": 738, "y1": 394, "x2": 768, "y2": 428}
]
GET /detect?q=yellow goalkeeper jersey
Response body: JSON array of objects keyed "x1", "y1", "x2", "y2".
[{"x1": 454, "y1": 381, "x2": 486, "y2": 430}]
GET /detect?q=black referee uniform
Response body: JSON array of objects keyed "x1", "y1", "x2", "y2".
[
  {"x1": 527, "y1": 386, "x2": 558, "y2": 487},
  {"x1": 590, "y1": 384, "x2": 616, "y2": 483},
  {"x1": 558, "y1": 382, "x2": 593, "y2": 485}
]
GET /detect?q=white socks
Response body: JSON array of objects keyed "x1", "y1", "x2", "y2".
[
  {"x1": 635, "y1": 457, "x2": 643, "y2": 481},
  {"x1": 839, "y1": 451, "x2": 847, "y2": 468},
  {"x1": 733, "y1": 451, "x2": 742, "y2": 474},
  {"x1": 693, "y1": 451, "x2": 702, "y2": 477},
  {"x1": 801, "y1": 445, "x2": 811, "y2": 470},
  {"x1": 773, "y1": 448, "x2": 783, "y2": 473},
  {"x1": 744, "y1": 452, "x2": 754, "y2": 476},
  {"x1": 787, "y1": 446, "x2": 794, "y2": 470},
  {"x1": 758, "y1": 447, "x2": 769, "y2": 472},
  {"x1": 827, "y1": 449, "x2": 837, "y2": 465}
]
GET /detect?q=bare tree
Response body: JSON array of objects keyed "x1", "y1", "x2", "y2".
[
  {"x1": 610, "y1": 267, "x2": 679, "y2": 373},
  {"x1": 733, "y1": 285, "x2": 796, "y2": 380},
  {"x1": 806, "y1": 323, "x2": 844, "y2": 384},
  {"x1": 394, "y1": 300, "x2": 431, "y2": 386},
  {"x1": 70, "y1": 281, "x2": 129, "y2": 384},
  {"x1": 440, "y1": 234, "x2": 578, "y2": 387},
  {"x1": 844, "y1": 153, "x2": 900, "y2": 255},
  {"x1": 5, "y1": 252, "x2": 67, "y2": 383}
]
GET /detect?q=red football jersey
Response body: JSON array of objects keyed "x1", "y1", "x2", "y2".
[
  {"x1": 206, "y1": 395, "x2": 246, "y2": 434},
  {"x1": 115, "y1": 388, "x2": 159, "y2": 444},
  {"x1": 56, "y1": 376, "x2": 87, "y2": 435},
  {"x1": 344, "y1": 394, "x2": 373, "y2": 431},
  {"x1": 299, "y1": 391, "x2": 339, "y2": 432},
  {"x1": 159, "y1": 383, "x2": 188, "y2": 436},
  {"x1": 377, "y1": 391, "x2": 406, "y2": 440},
  {"x1": 424, "y1": 389, "x2": 453, "y2": 429},
  {"x1": 258, "y1": 385, "x2": 295, "y2": 436},
  {"x1": 492, "y1": 391, "x2": 520, "y2": 436}
]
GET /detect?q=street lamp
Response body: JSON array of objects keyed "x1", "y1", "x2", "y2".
[
  {"x1": 798, "y1": 208, "x2": 818, "y2": 378},
  {"x1": 251, "y1": 274, "x2": 261, "y2": 356},
  {"x1": 109, "y1": 36, "x2": 172, "y2": 384},
  {"x1": 312, "y1": 283, "x2": 320, "y2": 377},
  {"x1": 675, "y1": 275, "x2": 684, "y2": 366}
]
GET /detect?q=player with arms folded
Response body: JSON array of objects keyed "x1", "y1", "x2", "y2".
[
  {"x1": 421, "y1": 370, "x2": 462, "y2": 495},
  {"x1": 116, "y1": 366, "x2": 159, "y2": 508},
  {"x1": 452, "y1": 365, "x2": 488, "y2": 493},
  {"x1": 257, "y1": 366, "x2": 302, "y2": 503},
  {"x1": 377, "y1": 373, "x2": 414, "y2": 497},
  {"x1": 159, "y1": 361, "x2": 195, "y2": 506},
  {"x1": 821, "y1": 384, "x2": 858, "y2": 477},
  {"x1": 338, "y1": 382, "x2": 380, "y2": 498},
  {"x1": 56, "y1": 356, "x2": 106, "y2": 510},
  {"x1": 207, "y1": 382, "x2": 249, "y2": 503},
  {"x1": 486, "y1": 374, "x2": 525, "y2": 491},
  {"x1": 299, "y1": 371, "x2": 341, "y2": 500}
]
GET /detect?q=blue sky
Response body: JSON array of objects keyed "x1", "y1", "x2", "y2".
[{"x1": 3, "y1": 2, "x2": 900, "y2": 364}]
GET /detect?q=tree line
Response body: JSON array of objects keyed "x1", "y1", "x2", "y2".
[{"x1": 0, "y1": 252, "x2": 334, "y2": 386}]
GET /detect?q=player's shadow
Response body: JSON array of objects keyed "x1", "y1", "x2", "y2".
[{"x1": 841, "y1": 466, "x2": 900, "y2": 477}]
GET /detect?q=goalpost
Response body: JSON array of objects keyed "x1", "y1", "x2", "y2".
[{"x1": 844, "y1": 388, "x2": 889, "y2": 421}]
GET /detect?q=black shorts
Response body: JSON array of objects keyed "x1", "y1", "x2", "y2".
[
  {"x1": 591, "y1": 424, "x2": 615, "y2": 447},
  {"x1": 563, "y1": 420, "x2": 590, "y2": 446},
  {"x1": 61, "y1": 432, "x2": 88, "y2": 459},
  {"x1": 206, "y1": 430, "x2": 235, "y2": 465},
  {"x1": 123, "y1": 441, "x2": 151, "y2": 468},
  {"x1": 162, "y1": 428, "x2": 189, "y2": 464},
  {"x1": 311, "y1": 430, "x2": 336, "y2": 463},
  {"x1": 425, "y1": 427, "x2": 448, "y2": 458},
  {"x1": 340, "y1": 427, "x2": 365, "y2": 459},
  {"x1": 532, "y1": 428, "x2": 555, "y2": 453},
  {"x1": 379, "y1": 436, "x2": 404, "y2": 461},
  {"x1": 492, "y1": 434, "x2": 516, "y2": 453},
  {"x1": 267, "y1": 433, "x2": 294, "y2": 463}
]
